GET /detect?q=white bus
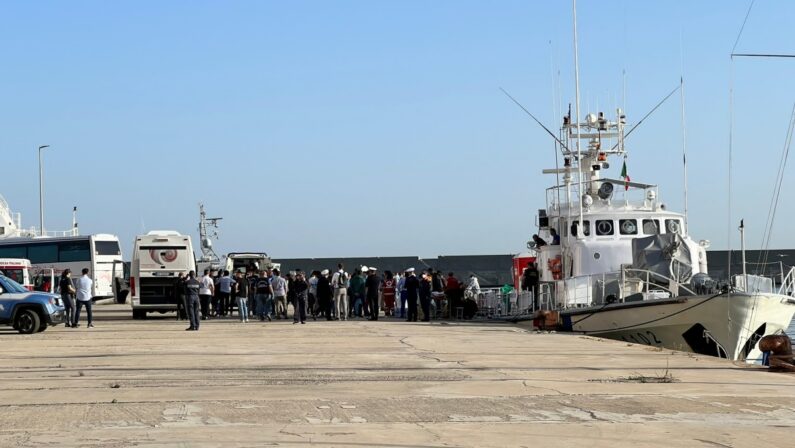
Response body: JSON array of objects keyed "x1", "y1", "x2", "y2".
[
  {"x1": 0, "y1": 234, "x2": 123, "y2": 299},
  {"x1": 224, "y1": 252, "x2": 277, "y2": 274},
  {"x1": 130, "y1": 231, "x2": 196, "y2": 319}
]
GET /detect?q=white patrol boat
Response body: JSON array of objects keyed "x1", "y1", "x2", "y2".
[{"x1": 525, "y1": 109, "x2": 795, "y2": 362}]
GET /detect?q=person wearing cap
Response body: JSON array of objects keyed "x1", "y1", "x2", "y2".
[
  {"x1": 404, "y1": 268, "x2": 420, "y2": 322},
  {"x1": 365, "y1": 267, "x2": 381, "y2": 320},
  {"x1": 317, "y1": 269, "x2": 333, "y2": 320},
  {"x1": 331, "y1": 264, "x2": 349, "y2": 321},
  {"x1": 184, "y1": 271, "x2": 202, "y2": 331}
]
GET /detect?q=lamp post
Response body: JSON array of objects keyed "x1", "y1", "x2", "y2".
[{"x1": 38, "y1": 145, "x2": 50, "y2": 236}]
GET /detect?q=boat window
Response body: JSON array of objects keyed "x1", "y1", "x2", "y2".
[
  {"x1": 643, "y1": 219, "x2": 661, "y2": 234},
  {"x1": 596, "y1": 220, "x2": 614, "y2": 236},
  {"x1": 571, "y1": 220, "x2": 590, "y2": 237},
  {"x1": 619, "y1": 219, "x2": 638, "y2": 235},
  {"x1": 27, "y1": 244, "x2": 58, "y2": 264},
  {"x1": 665, "y1": 219, "x2": 682, "y2": 234},
  {"x1": 58, "y1": 241, "x2": 91, "y2": 262}
]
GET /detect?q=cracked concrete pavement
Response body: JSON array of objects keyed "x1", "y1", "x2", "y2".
[{"x1": 0, "y1": 304, "x2": 793, "y2": 447}]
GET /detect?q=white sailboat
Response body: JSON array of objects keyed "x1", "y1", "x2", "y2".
[{"x1": 524, "y1": 108, "x2": 795, "y2": 362}]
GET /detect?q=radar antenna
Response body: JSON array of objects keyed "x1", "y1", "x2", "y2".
[{"x1": 198, "y1": 203, "x2": 222, "y2": 264}]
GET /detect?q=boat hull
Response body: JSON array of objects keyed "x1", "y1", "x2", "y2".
[{"x1": 557, "y1": 293, "x2": 795, "y2": 361}]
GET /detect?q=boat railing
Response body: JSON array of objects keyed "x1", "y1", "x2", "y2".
[
  {"x1": 620, "y1": 267, "x2": 697, "y2": 299},
  {"x1": 778, "y1": 267, "x2": 795, "y2": 296},
  {"x1": 545, "y1": 182, "x2": 657, "y2": 213},
  {"x1": 21, "y1": 227, "x2": 79, "y2": 238}
]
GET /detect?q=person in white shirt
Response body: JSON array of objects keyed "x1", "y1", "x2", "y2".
[
  {"x1": 199, "y1": 269, "x2": 215, "y2": 320},
  {"x1": 465, "y1": 274, "x2": 481, "y2": 301},
  {"x1": 73, "y1": 268, "x2": 94, "y2": 328},
  {"x1": 271, "y1": 269, "x2": 288, "y2": 319},
  {"x1": 331, "y1": 263, "x2": 349, "y2": 320}
]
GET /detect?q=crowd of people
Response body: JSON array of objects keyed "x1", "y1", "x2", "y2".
[{"x1": 177, "y1": 264, "x2": 485, "y2": 331}]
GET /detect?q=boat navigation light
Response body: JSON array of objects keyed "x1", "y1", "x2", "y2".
[
  {"x1": 646, "y1": 190, "x2": 656, "y2": 201},
  {"x1": 586, "y1": 113, "x2": 597, "y2": 125}
]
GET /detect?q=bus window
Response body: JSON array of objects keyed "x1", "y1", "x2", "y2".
[
  {"x1": 59, "y1": 241, "x2": 91, "y2": 262},
  {"x1": 95, "y1": 240, "x2": 121, "y2": 256},
  {"x1": 27, "y1": 244, "x2": 58, "y2": 264},
  {"x1": 643, "y1": 219, "x2": 660, "y2": 234},
  {"x1": 0, "y1": 245, "x2": 26, "y2": 259}
]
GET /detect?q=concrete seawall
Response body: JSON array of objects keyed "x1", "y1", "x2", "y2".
[{"x1": 0, "y1": 304, "x2": 793, "y2": 447}]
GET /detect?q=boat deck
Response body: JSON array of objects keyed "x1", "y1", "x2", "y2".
[{"x1": 0, "y1": 304, "x2": 793, "y2": 447}]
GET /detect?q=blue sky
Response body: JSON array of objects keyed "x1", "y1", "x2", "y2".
[{"x1": 2, "y1": 1, "x2": 794, "y2": 258}]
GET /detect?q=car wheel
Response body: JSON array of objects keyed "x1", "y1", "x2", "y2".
[
  {"x1": 36, "y1": 323, "x2": 48, "y2": 333},
  {"x1": 132, "y1": 310, "x2": 146, "y2": 320},
  {"x1": 15, "y1": 309, "x2": 41, "y2": 334}
]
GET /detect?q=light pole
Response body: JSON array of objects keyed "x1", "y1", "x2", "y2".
[{"x1": 38, "y1": 145, "x2": 50, "y2": 235}]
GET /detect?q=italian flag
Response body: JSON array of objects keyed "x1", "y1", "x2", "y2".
[{"x1": 621, "y1": 159, "x2": 630, "y2": 190}]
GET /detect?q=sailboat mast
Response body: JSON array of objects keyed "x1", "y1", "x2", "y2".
[{"x1": 572, "y1": 0, "x2": 584, "y2": 238}]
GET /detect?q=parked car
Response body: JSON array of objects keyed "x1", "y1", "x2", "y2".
[{"x1": 0, "y1": 273, "x2": 65, "y2": 334}]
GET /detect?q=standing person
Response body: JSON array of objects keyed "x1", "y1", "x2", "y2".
[
  {"x1": 349, "y1": 268, "x2": 365, "y2": 318},
  {"x1": 331, "y1": 264, "x2": 349, "y2": 321},
  {"x1": 59, "y1": 269, "x2": 76, "y2": 328},
  {"x1": 444, "y1": 272, "x2": 461, "y2": 318},
  {"x1": 397, "y1": 270, "x2": 408, "y2": 319},
  {"x1": 404, "y1": 268, "x2": 420, "y2": 322},
  {"x1": 292, "y1": 270, "x2": 308, "y2": 324},
  {"x1": 430, "y1": 270, "x2": 446, "y2": 318},
  {"x1": 286, "y1": 273, "x2": 296, "y2": 319},
  {"x1": 199, "y1": 269, "x2": 214, "y2": 320},
  {"x1": 72, "y1": 268, "x2": 94, "y2": 328},
  {"x1": 246, "y1": 270, "x2": 258, "y2": 319},
  {"x1": 271, "y1": 269, "x2": 288, "y2": 319},
  {"x1": 521, "y1": 262, "x2": 540, "y2": 309},
  {"x1": 419, "y1": 272, "x2": 432, "y2": 322},
  {"x1": 254, "y1": 270, "x2": 273, "y2": 321},
  {"x1": 235, "y1": 270, "x2": 249, "y2": 322},
  {"x1": 365, "y1": 267, "x2": 381, "y2": 321},
  {"x1": 381, "y1": 271, "x2": 397, "y2": 317},
  {"x1": 184, "y1": 271, "x2": 202, "y2": 331},
  {"x1": 308, "y1": 270, "x2": 319, "y2": 320},
  {"x1": 317, "y1": 269, "x2": 333, "y2": 320},
  {"x1": 175, "y1": 272, "x2": 187, "y2": 321},
  {"x1": 217, "y1": 270, "x2": 236, "y2": 317},
  {"x1": 212, "y1": 270, "x2": 222, "y2": 317},
  {"x1": 466, "y1": 274, "x2": 481, "y2": 297}
]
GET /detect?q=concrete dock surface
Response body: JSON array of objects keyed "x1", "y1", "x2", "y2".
[{"x1": 0, "y1": 304, "x2": 793, "y2": 447}]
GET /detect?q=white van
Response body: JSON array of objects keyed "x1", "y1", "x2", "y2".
[
  {"x1": 0, "y1": 258, "x2": 32, "y2": 291},
  {"x1": 224, "y1": 252, "x2": 278, "y2": 274},
  {"x1": 130, "y1": 231, "x2": 196, "y2": 319}
]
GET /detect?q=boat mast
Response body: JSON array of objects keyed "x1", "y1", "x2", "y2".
[{"x1": 572, "y1": 0, "x2": 584, "y2": 239}]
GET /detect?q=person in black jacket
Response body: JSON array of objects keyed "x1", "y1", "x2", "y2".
[
  {"x1": 365, "y1": 268, "x2": 381, "y2": 321},
  {"x1": 316, "y1": 269, "x2": 333, "y2": 320},
  {"x1": 292, "y1": 270, "x2": 308, "y2": 324},
  {"x1": 419, "y1": 272, "x2": 432, "y2": 322},
  {"x1": 404, "y1": 268, "x2": 420, "y2": 322},
  {"x1": 175, "y1": 272, "x2": 187, "y2": 321}
]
